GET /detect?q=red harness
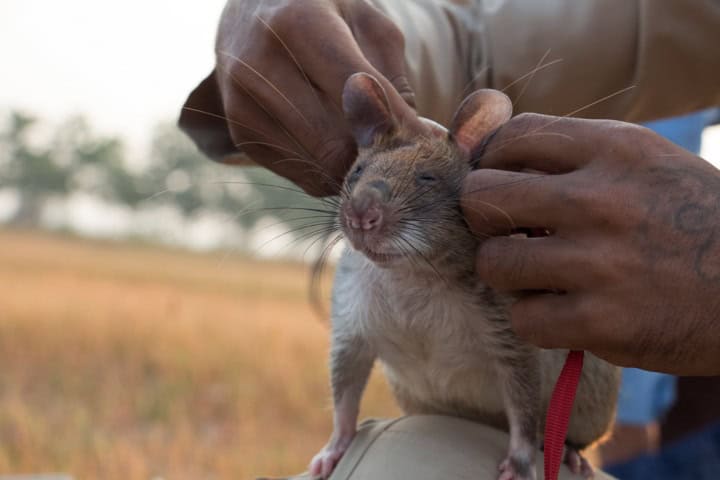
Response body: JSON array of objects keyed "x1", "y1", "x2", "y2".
[{"x1": 544, "y1": 350, "x2": 585, "y2": 480}]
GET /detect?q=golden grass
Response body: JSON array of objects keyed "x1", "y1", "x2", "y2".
[{"x1": 0, "y1": 229, "x2": 399, "y2": 479}]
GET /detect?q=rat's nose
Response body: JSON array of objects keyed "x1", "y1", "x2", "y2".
[
  {"x1": 348, "y1": 205, "x2": 382, "y2": 231},
  {"x1": 347, "y1": 184, "x2": 386, "y2": 231}
]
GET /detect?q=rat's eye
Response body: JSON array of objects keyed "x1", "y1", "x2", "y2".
[
  {"x1": 417, "y1": 173, "x2": 437, "y2": 183},
  {"x1": 347, "y1": 164, "x2": 364, "y2": 184}
]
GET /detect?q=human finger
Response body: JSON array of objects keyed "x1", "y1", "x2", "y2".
[
  {"x1": 509, "y1": 293, "x2": 591, "y2": 350},
  {"x1": 477, "y1": 113, "x2": 609, "y2": 173},
  {"x1": 222, "y1": 80, "x2": 345, "y2": 195},
  {"x1": 219, "y1": 49, "x2": 355, "y2": 164},
  {"x1": 276, "y1": 5, "x2": 425, "y2": 133},
  {"x1": 461, "y1": 169, "x2": 580, "y2": 235},
  {"x1": 475, "y1": 236, "x2": 590, "y2": 292},
  {"x1": 352, "y1": 0, "x2": 416, "y2": 107}
]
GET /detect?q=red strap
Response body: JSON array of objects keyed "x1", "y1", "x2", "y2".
[{"x1": 544, "y1": 350, "x2": 585, "y2": 480}]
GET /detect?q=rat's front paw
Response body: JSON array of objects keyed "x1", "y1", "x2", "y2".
[
  {"x1": 498, "y1": 453, "x2": 537, "y2": 480},
  {"x1": 309, "y1": 435, "x2": 354, "y2": 479},
  {"x1": 564, "y1": 446, "x2": 594, "y2": 478}
]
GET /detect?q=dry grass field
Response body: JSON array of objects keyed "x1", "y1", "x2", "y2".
[{"x1": 0, "y1": 229, "x2": 399, "y2": 479}]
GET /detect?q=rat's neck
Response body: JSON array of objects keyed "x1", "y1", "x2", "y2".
[{"x1": 385, "y1": 241, "x2": 478, "y2": 286}]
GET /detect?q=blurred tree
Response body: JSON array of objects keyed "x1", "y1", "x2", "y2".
[
  {"x1": 144, "y1": 122, "x2": 216, "y2": 216},
  {"x1": 0, "y1": 112, "x2": 70, "y2": 226},
  {"x1": 0, "y1": 111, "x2": 137, "y2": 226},
  {"x1": 56, "y1": 115, "x2": 142, "y2": 206},
  {"x1": 0, "y1": 111, "x2": 337, "y2": 249},
  {"x1": 148, "y1": 122, "x2": 334, "y2": 232}
]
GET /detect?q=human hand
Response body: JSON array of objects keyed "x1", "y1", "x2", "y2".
[
  {"x1": 461, "y1": 113, "x2": 720, "y2": 375},
  {"x1": 214, "y1": 0, "x2": 425, "y2": 196}
]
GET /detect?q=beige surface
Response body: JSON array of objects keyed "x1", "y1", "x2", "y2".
[{"x1": 265, "y1": 415, "x2": 616, "y2": 480}]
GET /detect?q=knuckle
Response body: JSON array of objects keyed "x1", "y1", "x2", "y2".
[
  {"x1": 612, "y1": 122, "x2": 646, "y2": 144},
  {"x1": 590, "y1": 247, "x2": 623, "y2": 286},
  {"x1": 512, "y1": 112, "x2": 543, "y2": 124},
  {"x1": 604, "y1": 121, "x2": 658, "y2": 160},
  {"x1": 356, "y1": 1, "x2": 399, "y2": 32},
  {"x1": 266, "y1": 1, "x2": 303, "y2": 31},
  {"x1": 382, "y1": 20, "x2": 405, "y2": 48},
  {"x1": 496, "y1": 112, "x2": 549, "y2": 143},
  {"x1": 609, "y1": 120, "x2": 651, "y2": 138},
  {"x1": 354, "y1": 2, "x2": 406, "y2": 54},
  {"x1": 265, "y1": 0, "x2": 318, "y2": 38},
  {"x1": 571, "y1": 184, "x2": 609, "y2": 222},
  {"x1": 510, "y1": 112, "x2": 546, "y2": 131}
]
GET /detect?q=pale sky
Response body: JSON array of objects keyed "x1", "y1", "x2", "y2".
[{"x1": 0, "y1": 0, "x2": 226, "y2": 153}]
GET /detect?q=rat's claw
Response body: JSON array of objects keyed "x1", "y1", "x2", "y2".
[
  {"x1": 309, "y1": 442, "x2": 350, "y2": 479},
  {"x1": 497, "y1": 454, "x2": 537, "y2": 480},
  {"x1": 564, "y1": 447, "x2": 595, "y2": 478}
]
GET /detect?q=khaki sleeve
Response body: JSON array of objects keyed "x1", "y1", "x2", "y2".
[{"x1": 372, "y1": 0, "x2": 720, "y2": 124}]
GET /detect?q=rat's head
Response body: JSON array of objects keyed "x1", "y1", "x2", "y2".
[{"x1": 339, "y1": 73, "x2": 511, "y2": 269}]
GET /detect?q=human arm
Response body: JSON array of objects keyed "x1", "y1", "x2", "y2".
[
  {"x1": 179, "y1": 0, "x2": 720, "y2": 195},
  {"x1": 179, "y1": 0, "x2": 429, "y2": 196},
  {"x1": 461, "y1": 113, "x2": 720, "y2": 375}
]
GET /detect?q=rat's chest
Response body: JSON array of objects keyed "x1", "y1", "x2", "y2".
[
  {"x1": 359, "y1": 268, "x2": 510, "y2": 413},
  {"x1": 365, "y1": 274, "x2": 503, "y2": 365},
  {"x1": 332, "y1": 250, "x2": 513, "y2": 412},
  {"x1": 333, "y1": 251, "x2": 508, "y2": 358}
]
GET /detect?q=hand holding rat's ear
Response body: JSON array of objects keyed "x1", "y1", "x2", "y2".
[
  {"x1": 462, "y1": 113, "x2": 720, "y2": 375},
  {"x1": 180, "y1": 0, "x2": 422, "y2": 197}
]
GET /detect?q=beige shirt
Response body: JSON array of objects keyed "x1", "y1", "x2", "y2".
[{"x1": 371, "y1": 0, "x2": 720, "y2": 126}]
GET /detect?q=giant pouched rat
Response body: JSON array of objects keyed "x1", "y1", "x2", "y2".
[{"x1": 309, "y1": 73, "x2": 620, "y2": 480}]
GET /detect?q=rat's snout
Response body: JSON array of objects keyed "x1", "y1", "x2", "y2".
[
  {"x1": 347, "y1": 193, "x2": 383, "y2": 231},
  {"x1": 346, "y1": 180, "x2": 390, "y2": 232}
]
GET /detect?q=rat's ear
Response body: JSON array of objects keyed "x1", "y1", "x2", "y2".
[
  {"x1": 178, "y1": 70, "x2": 249, "y2": 165},
  {"x1": 450, "y1": 89, "x2": 512, "y2": 158},
  {"x1": 342, "y1": 73, "x2": 396, "y2": 148}
]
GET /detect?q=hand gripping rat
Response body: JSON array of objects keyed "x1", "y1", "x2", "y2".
[{"x1": 309, "y1": 73, "x2": 620, "y2": 480}]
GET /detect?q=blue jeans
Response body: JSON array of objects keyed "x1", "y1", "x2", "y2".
[{"x1": 605, "y1": 421, "x2": 720, "y2": 480}]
